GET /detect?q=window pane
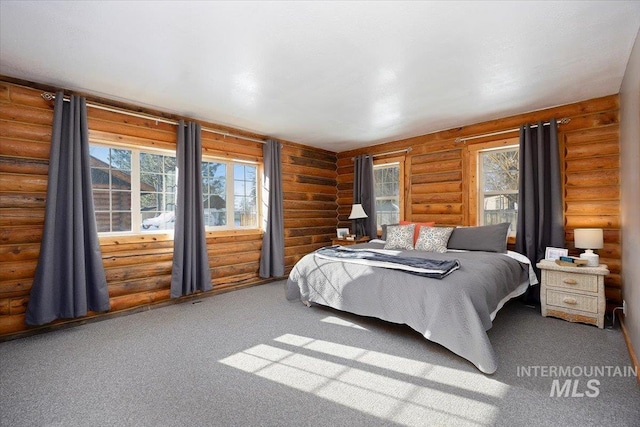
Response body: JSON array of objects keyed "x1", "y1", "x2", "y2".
[
  {"x1": 140, "y1": 192, "x2": 160, "y2": 211},
  {"x1": 141, "y1": 211, "x2": 175, "y2": 230},
  {"x1": 140, "y1": 153, "x2": 161, "y2": 172},
  {"x1": 95, "y1": 212, "x2": 111, "y2": 233},
  {"x1": 383, "y1": 182, "x2": 397, "y2": 197},
  {"x1": 112, "y1": 212, "x2": 132, "y2": 232},
  {"x1": 202, "y1": 161, "x2": 227, "y2": 227},
  {"x1": 90, "y1": 145, "x2": 132, "y2": 232},
  {"x1": 140, "y1": 152, "x2": 176, "y2": 231},
  {"x1": 91, "y1": 168, "x2": 110, "y2": 188},
  {"x1": 233, "y1": 164, "x2": 257, "y2": 227},
  {"x1": 90, "y1": 145, "x2": 110, "y2": 164},
  {"x1": 234, "y1": 180, "x2": 245, "y2": 195},
  {"x1": 140, "y1": 172, "x2": 161, "y2": 191},
  {"x1": 483, "y1": 194, "x2": 518, "y2": 230},
  {"x1": 110, "y1": 149, "x2": 131, "y2": 170},
  {"x1": 111, "y1": 191, "x2": 131, "y2": 211},
  {"x1": 164, "y1": 156, "x2": 176, "y2": 170},
  {"x1": 93, "y1": 190, "x2": 111, "y2": 211},
  {"x1": 375, "y1": 199, "x2": 399, "y2": 225},
  {"x1": 482, "y1": 151, "x2": 519, "y2": 191}
]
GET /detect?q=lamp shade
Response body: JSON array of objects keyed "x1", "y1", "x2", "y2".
[
  {"x1": 574, "y1": 228, "x2": 603, "y2": 249},
  {"x1": 348, "y1": 204, "x2": 368, "y2": 220}
]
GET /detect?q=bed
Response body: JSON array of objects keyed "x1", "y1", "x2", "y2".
[{"x1": 286, "y1": 223, "x2": 537, "y2": 374}]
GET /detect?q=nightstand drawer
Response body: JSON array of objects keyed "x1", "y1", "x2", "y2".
[
  {"x1": 542, "y1": 270, "x2": 598, "y2": 293},
  {"x1": 546, "y1": 290, "x2": 598, "y2": 314}
]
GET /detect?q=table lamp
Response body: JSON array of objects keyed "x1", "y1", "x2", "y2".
[
  {"x1": 574, "y1": 228, "x2": 603, "y2": 267},
  {"x1": 348, "y1": 204, "x2": 368, "y2": 238}
]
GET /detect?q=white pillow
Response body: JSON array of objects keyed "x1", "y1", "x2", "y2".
[
  {"x1": 383, "y1": 224, "x2": 415, "y2": 250},
  {"x1": 415, "y1": 226, "x2": 454, "y2": 253}
]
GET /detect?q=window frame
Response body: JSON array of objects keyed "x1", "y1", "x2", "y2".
[
  {"x1": 373, "y1": 156, "x2": 405, "y2": 232},
  {"x1": 90, "y1": 142, "x2": 177, "y2": 236},
  {"x1": 90, "y1": 145, "x2": 134, "y2": 234},
  {"x1": 467, "y1": 137, "x2": 519, "y2": 242},
  {"x1": 138, "y1": 150, "x2": 178, "y2": 233},
  {"x1": 201, "y1": 155, "x2": 261, "y2": 231},
  {"x1": 89, "y1": 140, "x2": 262, "y2": 236}
]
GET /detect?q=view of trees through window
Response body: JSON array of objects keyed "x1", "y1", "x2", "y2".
[
  {"x1": 202, "y1": 161, "x2": 227, "y2": 227},
  {"x1": 233, "y1": 164, "x2": 257, "y2": 227},
  {"x1": 139, "y1": 152, "x2": 176, "y2": 230},
  {"x1": 480, "y1": 147, "x2": 519, "y2": 232},
  {"x1": 374, "y1": 163, "x2": 400, "y2": 228}
]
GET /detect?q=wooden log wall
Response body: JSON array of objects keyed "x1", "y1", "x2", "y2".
[
  {"x1": 338, "y1": 95, "x2": 622, "y2": 312},
  {"x1": 0, "y1": 80, "x2": 337, "y2": 338}
]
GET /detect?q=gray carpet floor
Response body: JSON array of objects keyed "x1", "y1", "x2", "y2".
[{"x1": 1, "y1": 280, "x2": 638, "y2": 427}]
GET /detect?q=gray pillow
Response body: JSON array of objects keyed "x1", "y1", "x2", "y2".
[
  {"x1": 381, "y1": 223, "x2": 399, "y2": 241},
  {"x1": 446, "y1": 223, "x2": 511, "y2": 253}
]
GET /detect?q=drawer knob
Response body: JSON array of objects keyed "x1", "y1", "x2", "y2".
[
  {"x1": 563, "y1": 297, "x2": 578, "y2": 305},
  {"x1": 563, "y1": 278, "x2": 578, "y2": 285}
]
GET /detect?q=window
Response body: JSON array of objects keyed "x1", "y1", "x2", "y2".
[
  {"x1": 202, "y1": 160, "x2": 227, "y2": 227},
  {"x1": 201, "y1": 159, "x2": 259, "y2": 229},
  {"x1": 90, "y1": 144, "x2": 176, "y2": 233},
  {"x1": 140, "y1": 152, "x2": 177, "y2": 231},
  {"x1": 90, "y1": 146, "x2": 132, "y2": 233},
  {"x1": 477, "y1": 144, "x2": 519, "y2": 235},
  {"x1": 90, "y1": 143, "x2": 260, "y2": 234},
  {"x1": 374, "y1": 161, "x2": 402, "y2": 229},
  {"x1": 233, "y1": 163, "x2": 258, "y2": 228}
]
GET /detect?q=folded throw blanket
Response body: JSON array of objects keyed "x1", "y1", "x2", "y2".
[{"x1": 315, "y1": 246, "x2": 460, "y2": 279}]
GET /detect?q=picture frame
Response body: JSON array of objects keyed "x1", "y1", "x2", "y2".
[
  {"x1": 545, "y1": 247, "x2": 568, "y2": 261},
  {"x1": 336, "y1": 228, "x2": 350, "y2": 238}
]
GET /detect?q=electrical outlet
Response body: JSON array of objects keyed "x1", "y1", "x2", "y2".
[{"x1": 623, "y1": 300, "x2": 627, "y2": 316}]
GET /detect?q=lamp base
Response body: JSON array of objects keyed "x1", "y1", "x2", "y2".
[{"x1": 580, "y1": 250, "x2": 599, "y2": 267}]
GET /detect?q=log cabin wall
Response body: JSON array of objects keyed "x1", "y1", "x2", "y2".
[
  {"x1": 0, "y1": 80, "x2": 337, "y2": 338},
  {"x1": 337, "y1": 95, "x2": 621, "y2": 312}
]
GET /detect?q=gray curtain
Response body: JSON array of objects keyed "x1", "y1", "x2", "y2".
[
  {"x1": 171, "y1": 121, "x2": 212, "y2": 297},
  {"x1": 353, "y1": 154, "x2": 377, "y2": 238},
  {"x1": 515, "y1": 119, "x2": 564, "y2": 302},
  {"x1": 25, "y1": 92, "x2": 110, "y2": 325},
  {"x1": 259, "y1": 139, "x2": 285, "y2": 278}
]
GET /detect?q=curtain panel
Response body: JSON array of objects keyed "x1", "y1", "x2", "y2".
[
  {"x1": 170, "y1": 121, "x2": 212, "y2": 297},
  {"x1": 25, "y1": 92, "x2": 110, "y2": 325},
  {"x1": 353, "y1": 154, "x2": 377, "y2": 239},
  {"x1": 515, "y1": 119, "x2": 564, "y2": 302},
  {"x1": 259, "y1": 139, "x2": 285, "y2": 278}
]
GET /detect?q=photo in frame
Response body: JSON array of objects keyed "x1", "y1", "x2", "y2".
[
  {"x1": 336, "y1": 228, "x2": 350, "y2": 238},
  {"x1": 545, "y1": 247, "x2": 568, "y2": 261}
]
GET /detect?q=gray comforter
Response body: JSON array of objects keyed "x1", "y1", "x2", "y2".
[{"x1": 286, "y1": 241, "x2": 531, "y2": 374}]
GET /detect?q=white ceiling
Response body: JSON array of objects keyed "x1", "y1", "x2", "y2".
[{"x1": 1, "y1": 1, "x2": 639, "y2": 152}]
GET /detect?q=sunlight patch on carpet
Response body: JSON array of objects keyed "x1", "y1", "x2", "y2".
[
  {"x1": 273, "y1": 334, "x2": 508, "y2": 396},
  {"x1": 320, "y1": 316, "x2": 369, "y2": 330},
  {"x1": 219, "y1": 337, "x2": 510, "y2": 427}
]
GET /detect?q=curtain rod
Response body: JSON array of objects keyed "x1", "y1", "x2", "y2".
[
  {"x1": 41, "y1": 92, "x2": 266, "y2": 144},
  {"x1": 454, "y1": 118, "x2": 571, "y2": 143},
  {"x1": 352, "y1": 147, "x2": 412, "y2": 161}
]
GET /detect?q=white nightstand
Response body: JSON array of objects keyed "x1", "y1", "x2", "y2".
[{"x1": 537, "y1": 260, "x2": 609, "y2": 329}]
